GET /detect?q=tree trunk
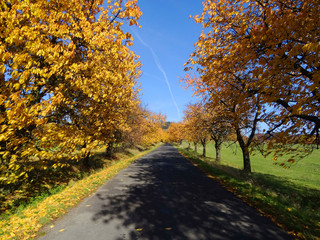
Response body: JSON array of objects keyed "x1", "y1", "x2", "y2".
[
  {"x1": 241, "y1": 145, "x2": 251, "y2": 173},
  {"x1": 202, "y1": 142, "x2": 206, "y2": 157},
  {"x1": 235, "y1": 124, "x2": 252, "y2": 174},
  {"x1": 82, "y1": 152, "x2": 91, "y2": 169},
  {"x1": 194, "y1": 142, "x2": 197, "y2": 152},
  {"x1": 200, "y1": 138, "x2": 206, "y2": 157},
  {"x1": 106, "y1": 143, "x2": 114, "y2": 157},
  {"x1": 215, "y1": 140, "x2": 222, "y2": 163}
]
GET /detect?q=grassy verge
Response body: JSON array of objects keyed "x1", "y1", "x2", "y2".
[
  {"x1": 183, "y1": 141, "x2": 320, "y2": 190},
  {"x1": 0, "y1": 143, "x2": 161, "y2": 240},
  {"x1": 175, "y1": 144, "x2": 320, "y2": 240}
]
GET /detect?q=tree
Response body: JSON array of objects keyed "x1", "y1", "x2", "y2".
[
  {"x1": 167, "y1": 122, "x2": 184, "y2": 144},
  {"x1": 139, "y1": 110, "x2": 167, "y2": 146},
  {"x1": 183, "y1": 103, "x2": 211, "y2": 157},
  {"x1": 205, "y1": 105, "x2": 231, "y2": 163},
  {"x1": 239, "y1": 0, "x2": 320, "y2": 143},
  {"x1": 0, "y1": 0, "x2": 142, "y2": 184},
  {"x1": 185, "y1": 0, "x2": 319, "y2": 170},
  {"x1": 183, "y1": 71, "x2": 264, "y2": 173},
  {"x1": 123, "y1": 104, "x2": 167, "y2": 147}
]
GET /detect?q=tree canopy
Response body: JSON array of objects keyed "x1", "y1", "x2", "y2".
[
  {"x1": 184, "y1": 0, "x2": 320, "y2": 172},
  {"x1": 0, "y1": 0, "x2": 142, "y2": 184}
]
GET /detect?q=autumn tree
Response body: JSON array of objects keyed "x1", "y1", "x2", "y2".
[
  {"x1": 237, "y1": 0, "x2": 320, "y2": 145},
  {"x1": 205, "y1": 105, "x2": 231, "y2": 163},
  {"x1": 182, "y1": 100, "x2": 231, "y2": 161},
  {"x1": 183, "y1": 71, "x2": 264, "y2": 173},
  {"x1": 121, "y1": 104, "x2": 167, "y2": 148},
  {"x1": 0, "y1": 0, "x2": 141, "y2": 185},
  {"x1": 167, "y1": 122, "x2": 185, "y2": 144},
  {"x1": 186, "y1": 78, "x2": 263, "y2": 172},
  {"x1": 182, "y1": 120, "x2": 199, "y2": 151},
  {"x1": 183, "y1": 103, "x2": 211, "y2": 157},
  {"x1": 185, "y1": 0, "x2": 319, "y2": 171},
  {"x1": 139, "y1": 110, "x2": 167, "y2": 146}
]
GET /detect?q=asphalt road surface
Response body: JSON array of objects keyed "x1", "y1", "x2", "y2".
[{"x1": 38, "y1": 144, "x2": 292, "y2": 240}]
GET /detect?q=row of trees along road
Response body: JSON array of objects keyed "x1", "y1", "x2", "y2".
[
  {"x1": 183, "y1": 102, "x2": 231, "y2": 162},
  {"x1": 0, "y1": 0, "x2": 168, "y2": 211},
  {"x1": 181, "y1": 0, "x2": 320, "y2": 173}
]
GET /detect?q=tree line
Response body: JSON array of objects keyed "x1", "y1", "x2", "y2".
[
  {"x1": 170, "y1": 0, "x2": 319, "y2": 173},
  {"x1": 0, "y1": 0, "x2": 167, "y2": 212}
]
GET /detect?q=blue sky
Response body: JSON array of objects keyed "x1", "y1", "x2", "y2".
[{"x1": 127, "y1": 0, "x2": 204, "y2": 122}]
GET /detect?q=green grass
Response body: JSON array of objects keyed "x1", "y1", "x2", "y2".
[
  {"x1": 176, "y1": 142, "x2": 320, "y2": 240},
  {"x1": 183, "y1": 141, "x2": 320, "y2": 190}
]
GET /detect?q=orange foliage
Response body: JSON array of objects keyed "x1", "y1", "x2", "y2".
[
  {"x1": 184, "y1": 0, "x2": 319, "y2": 169},
  {"x1": 125, "y1": 105, "x2": 167, "y2": 147},
  {"x1": 0, "y1": 0, "x2": 142, "y2": 184},
  {"x1": 167, "y1": 122, "x2": 184, "y2": 143}
]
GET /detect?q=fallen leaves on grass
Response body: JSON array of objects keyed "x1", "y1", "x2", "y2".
[{"x1": 0, "y1": 148, "x2": 156, "y2": 240}]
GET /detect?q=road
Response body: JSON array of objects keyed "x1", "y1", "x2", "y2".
[{"x1": 38, "y1": 144, "x2": 292, "y2": 240}]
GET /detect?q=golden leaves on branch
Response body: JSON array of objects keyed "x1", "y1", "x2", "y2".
[
  {"x1": 0, "y1": 0, "x2": 142, "y2": 185},
  {"x1": 184, "y1": 0, "x2": 320, "y2": 168},
  {"x1": 125, "y1": 105, "x2": 168, "y2": 146},
  {"x1": 167, "y1": 122, "x2": 185, "y2": 143}
]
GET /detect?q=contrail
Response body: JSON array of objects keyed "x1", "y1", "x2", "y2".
[{"x1": 133, "y1": 30, "x2": 181, "y2": 119}]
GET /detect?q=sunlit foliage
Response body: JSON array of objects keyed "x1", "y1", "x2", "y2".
[
  {"x1": 183, "y1": 103, "x2": 210, "y2": 157},
  {"x1": 0, "y1": 0, "x2": 142, "y2": 187},
  {"x1": 185, "y1": 0, "x2": 319, "y2": 171},
  {"x1": 167, "y1": 122, "x2": 184, "y2": 144}
]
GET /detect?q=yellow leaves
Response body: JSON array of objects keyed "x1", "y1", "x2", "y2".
[
  {"x1": 193, "y1": 14, "x2": 204, "y2": 24},
  {"x1": 0, "y1": 64, "x2": 5, "y2": 73},
  {"x1": 302, "y1": 42, "x2": 320, "y2": 53},
  {"x1": 287, "y1": 158, "x2": 295, "y2": 164},
  {"x1": 0, "y1": 0, "x2": 143, "y2": 216},
  {"x1": 125, "y1": 32, "x2": 133, "y2": 41},
  {"x1": 36, "y1": 49, "x2": 45, "y2": 57},
  {"x1": 2, "y1": 151, "x2": 11, "y2": 160},
  {"x1": 186, "y1": 0, "x2": 320, "y2": 162},
  {"x1": 1, "y1": 151, "x2": 150, "y2": 239}
]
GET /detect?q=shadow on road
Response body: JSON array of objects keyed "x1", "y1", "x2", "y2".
[{"x1": 91, "y1": 144, "x2": 292, "y2": 240}]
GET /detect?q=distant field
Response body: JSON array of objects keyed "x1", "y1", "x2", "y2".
[{"x1": 181, "y1": 141, "x2": 320, "y2": 191}]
